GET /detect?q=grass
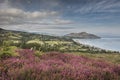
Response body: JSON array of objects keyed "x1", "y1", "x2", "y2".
[
  {"x1": 27, "y1": 39, "x2": 73, "y2": 45},
  {"x1": 27, "y1": 39, "x2": 44, "y2": 45}
]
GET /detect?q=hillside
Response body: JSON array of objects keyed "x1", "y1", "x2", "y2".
[
  {"x1": 0, "y1": 28, "x2": 71, "y2": 41},
  {"x1": 0, "y1": 51, "x2": 120, "y2": 80},
  {"x1": 65, "y1": 32, "x2": 101, "y2": 39},
  {"x1": 0, "y1": 28, "x2": 118, "y2": 53},
  {"x1": 0, "y1": 28, "x2": 120, "y2": 80},
  {"x1": 0, "y1": 28, "x2": 4, "y2": 31}
]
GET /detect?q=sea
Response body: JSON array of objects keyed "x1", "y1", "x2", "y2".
[{"x1": 73, "y1": 38, "x2": 120, "y2": 52}]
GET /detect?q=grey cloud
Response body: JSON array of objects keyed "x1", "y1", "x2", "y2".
[
  {"x1": 0, "y1": 0, "x2": 73, "y2": 26},
  {"x1": 0, "y1": 7, "x2": 58, "y2": 25},
  {"x1": 54, "y1": 19, "x2": 73, "y2": 25}
]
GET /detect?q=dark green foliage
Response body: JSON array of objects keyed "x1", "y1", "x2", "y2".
[{"x1": 0, "y1": 46, "x2": 19, "y2": 59}]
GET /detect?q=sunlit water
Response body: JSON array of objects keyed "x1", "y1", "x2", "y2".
[{"x1": 73, "y1": 38, "x2": 120, "y2": 52}]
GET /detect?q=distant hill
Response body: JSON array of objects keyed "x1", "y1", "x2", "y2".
[
  {"x1": 64, "y1": 32, "x2": 101, "y2": 39},
  {"x1": 0, "y1": 28, "x2": 100, "y2": 40},
  {"x1": 0, "y1": 28, "x2": 4, "y2": 31},
  {"x1": 0, "y1": 28, "x2": 72, "y2": 41}
]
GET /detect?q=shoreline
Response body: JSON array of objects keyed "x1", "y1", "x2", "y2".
[{"x1": 72, "y1": 39, "x2": 120, "y2": 53}]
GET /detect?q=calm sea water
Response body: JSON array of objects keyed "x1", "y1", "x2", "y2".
[{"x1": 73, "y1": 38, "x2": 120, "y2": 52}]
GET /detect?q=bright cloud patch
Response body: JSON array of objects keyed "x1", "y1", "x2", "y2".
[{"x1": 0, "y1": 0, "x2": 73, "y2": 25}]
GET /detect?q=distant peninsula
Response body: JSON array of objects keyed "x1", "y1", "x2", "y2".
[{"x1": 64, "y1": 32, "x2": 101, "y2": 39}]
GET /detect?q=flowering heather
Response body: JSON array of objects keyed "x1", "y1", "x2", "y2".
[{"x1": 0, "y1": 49, "x2": 120, "y2": 80}]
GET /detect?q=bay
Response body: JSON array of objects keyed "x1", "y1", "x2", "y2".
[{"x1": 73, "y1": 38, "x2": 120, "y2": 52}]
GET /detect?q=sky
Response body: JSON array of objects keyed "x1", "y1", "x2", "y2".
[{"x1": 0, "y1": 0, "x2": 120, "y2": 36}]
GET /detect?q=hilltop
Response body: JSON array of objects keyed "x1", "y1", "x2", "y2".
[
  {"x1": 0, "y1": 28, "x2": 71, "y2": 41},
  {"x1": 65, "y1": 32, "x2": 101, "y2": 39},
  {"x1": 0, "y1": 28, "x2": 4, "y2": 30}
]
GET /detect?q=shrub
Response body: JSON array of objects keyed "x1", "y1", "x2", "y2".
[
  {"x1": 34, "y1": 51, "x2": 44, "y2": 57},
  {"x1": 0, "y1": 46, "x2": 19, "y2": 59},
  {"x1": 0, "y1": 51, "x2": 120, "y2": 80}
]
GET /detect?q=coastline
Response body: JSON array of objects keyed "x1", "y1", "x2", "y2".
[{"x1": 72, "y1": 39, "x2": 120, "y2": 53}]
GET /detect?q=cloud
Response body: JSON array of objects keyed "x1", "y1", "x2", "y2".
[
  {"x1": 74, "y1": 0, "x2": 120, "y2": 14},
  {"x1": 54, "y1": 19, "x2": 73, "y2": 25},
  {"x1": 0, "y1": 0, "x2": 120, "y2": 36},
  {"x1": 0, "y1": 0, "x2": 73, "y2": 25},
  {"x1": 70, "y1": 0, "x2": 120, "y2": 24}
]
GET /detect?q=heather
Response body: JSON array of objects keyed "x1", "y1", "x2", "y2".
[{"x1": 0, "y1": 49, "x2": 120, "y2": 80}]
